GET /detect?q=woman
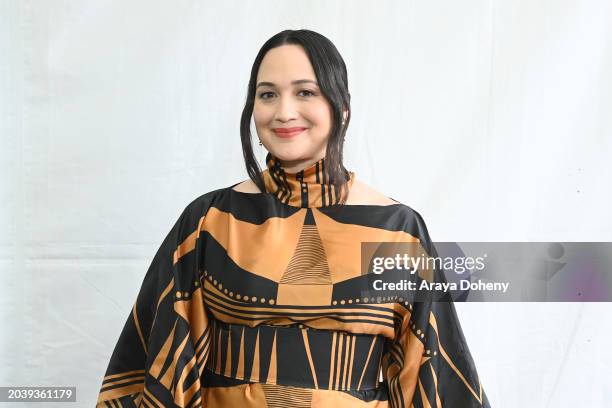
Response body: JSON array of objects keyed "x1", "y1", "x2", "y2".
[{"x1": 97, "y1": 29, "x2": 490, "y2": 408}]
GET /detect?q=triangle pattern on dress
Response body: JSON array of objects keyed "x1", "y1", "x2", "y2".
[{"x1": 279, "y1": 209, "x2": 332, "y2": 285}]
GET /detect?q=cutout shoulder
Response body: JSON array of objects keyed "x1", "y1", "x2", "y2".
[
  {"x1": 346, "y1": 180, "x2": 400, "y2": 206},
  {"x1": 231, "y1": 179, "x2": 262, "y2": 194}
]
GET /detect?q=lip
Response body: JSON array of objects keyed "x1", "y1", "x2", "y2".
[{"x1": 272, "y1": 127, "x2": 307, "y2": 138}]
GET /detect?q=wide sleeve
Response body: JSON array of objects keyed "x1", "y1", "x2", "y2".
[
  {"x1": 382, "y1": 210, "x2": 491, "y2": 407},
  {"x1": 96, "y1": 201, "x2": 212, "y2": 408}
]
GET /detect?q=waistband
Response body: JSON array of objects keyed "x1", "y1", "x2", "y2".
[{"x1": 204, "y1": 317, "x2": 385, "y2": 391}]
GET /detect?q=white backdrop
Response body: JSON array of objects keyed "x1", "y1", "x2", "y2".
[{"x1": 2, "y1": 1, "x2": 611, "y2": 407}]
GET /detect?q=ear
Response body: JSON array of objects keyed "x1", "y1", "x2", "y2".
[{"x1": 342, "y1": 108, "x2": 348, "y2": 122}]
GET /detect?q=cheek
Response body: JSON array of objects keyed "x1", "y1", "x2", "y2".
[
  {"x1": 253, "y1": 102, "x2": 274, "y2": 125},
  {"x1": 305, "y1": 102, "x2": 333, "y2": 128}
]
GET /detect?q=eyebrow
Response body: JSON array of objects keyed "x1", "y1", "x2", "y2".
[{"x1": 256, "y1": 79, "x2": 319, "y2": 89}]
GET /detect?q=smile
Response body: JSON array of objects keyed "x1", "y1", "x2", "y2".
[{"x1": 273, "y1": 127, "x2": 307, "y2": 138}]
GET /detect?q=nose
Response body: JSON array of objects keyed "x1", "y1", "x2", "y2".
[{"x1": 274, "y1": 94, "x2": 298, "y2": 123}]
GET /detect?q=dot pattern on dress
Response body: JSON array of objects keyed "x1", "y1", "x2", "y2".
[{"x1": 203, "y1": 270, "x2": 277, "y2": 305}]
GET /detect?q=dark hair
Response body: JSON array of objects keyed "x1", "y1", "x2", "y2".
[{"x1": 240, "y1": 29, "x2": 352, "y2": 205}]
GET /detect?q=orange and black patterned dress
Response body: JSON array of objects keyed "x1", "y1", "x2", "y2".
[{"x1": 97, "y1": 153, "x2": 490, "y2": 407}]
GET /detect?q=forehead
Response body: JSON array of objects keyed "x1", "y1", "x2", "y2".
[{"x1": 257, "y1": 44, "x2": 317, "y2": 84}]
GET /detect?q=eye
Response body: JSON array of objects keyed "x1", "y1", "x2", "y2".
[
  {"x1": 258, "y1": 91, "x2": 275, "y2": 100},
  {"x1": 298, "y1": 89, "x2": 316, "y2": 97}
]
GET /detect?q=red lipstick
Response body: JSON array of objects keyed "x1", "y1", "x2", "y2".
[{"x1": 272, "y1": 127, "x2": 307, "y2": 138}]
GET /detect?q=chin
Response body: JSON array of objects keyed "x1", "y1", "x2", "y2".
[
  {"x1": 265, "y1": 138, "x2": 325, "y2": 163},
  {"x1": 268, "y1": 150, "x2": 304, "y2": 162}
]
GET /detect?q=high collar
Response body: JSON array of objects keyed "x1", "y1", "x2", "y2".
[{"x1": 262, "y1": 152, "x2": 355, "y2": 208}]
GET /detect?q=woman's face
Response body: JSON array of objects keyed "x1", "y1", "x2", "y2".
[{"x1": 253, "y1": 44, "x2": 336, "y2": 171}]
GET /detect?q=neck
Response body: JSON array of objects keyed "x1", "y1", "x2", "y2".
[
  {"x1": 262, "y1": 152, "x2": 355, "y2": 208},
  {"x1": 277, "y1": 155, "x2": 325, "y2": 174}
]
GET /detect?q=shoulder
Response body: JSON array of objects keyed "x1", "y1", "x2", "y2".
[
  {"x1": 181, "y1": 186, "x2": 229, "y2": 219},
  {"x1": 231, "y1": 178, "x2": 262, "y2": 193},
  {"x1": 182, "y1": 178, "x2": 262, "y2": 217},
  {"x1": 345, "y1": 181, "x2": 431, "y2": 236},
  {"x1": 345, "y1": 180, "x2": 400, "y2": 206},
  {"x1": 182, "y1": 178, "x2": 264, "y2": 217}
]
